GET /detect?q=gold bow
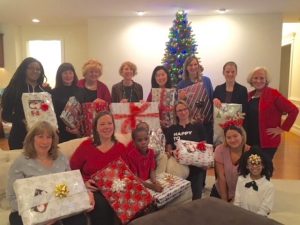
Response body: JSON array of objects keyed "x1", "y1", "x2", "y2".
[{"x1": 55, "y1": 184, "x2": 69, "y2": 198}]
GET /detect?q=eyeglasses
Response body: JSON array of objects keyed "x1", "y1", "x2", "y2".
[{"x1": 176, "y1": 108, "x2": 188, "y2": 113}]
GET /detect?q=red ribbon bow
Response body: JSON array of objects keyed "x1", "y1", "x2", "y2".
[
  {"x1": 197, "y1": 141, "x2": 206, "y2": 152},
  {"x1": 114, "y1": 103, "x2": 159, "y2": 134},
  {"x1": 40, "y1": 102, "x2": 49, "y2": 111}
]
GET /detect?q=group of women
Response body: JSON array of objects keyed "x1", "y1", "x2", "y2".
[{"x1": 3, "y1": 54, "x2": 299, "y2": 225}]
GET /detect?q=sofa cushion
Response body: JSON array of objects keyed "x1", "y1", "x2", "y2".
[{"x1": 128, "y1": 197, "x2": 282, "y2": 225}]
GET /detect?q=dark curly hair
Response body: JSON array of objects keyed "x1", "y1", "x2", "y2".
[{"x1": 238, "y1": 146, "x2": 273, "y2": 180}]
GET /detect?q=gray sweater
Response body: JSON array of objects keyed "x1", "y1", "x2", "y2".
[{"x1": 6, "y1": 152, "x2": 70, "y2": 211}]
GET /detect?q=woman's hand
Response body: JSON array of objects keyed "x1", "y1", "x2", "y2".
[
  {"x1": 85, "y1": 179, "x2": 98, "y2": 192},
  {"x1": 266, "y1": 127, "x2": 284, "y2": 138},
  {"x1": 120, "y1": 98, "x2": 128, "y2": 103},
  {"x1": 213, "y1": 98, "x2": 222, "y2": 108},
  {"x1": 86, "y1": 191, "x2": 95, "y2": 212},
  {"x1": 178, "y1": 90, "x2": 187, "y2": 100}
]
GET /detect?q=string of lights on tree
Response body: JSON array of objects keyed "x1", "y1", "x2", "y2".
[{"x1": 162, "y1": 10, "x2": 198, "y2": 86}]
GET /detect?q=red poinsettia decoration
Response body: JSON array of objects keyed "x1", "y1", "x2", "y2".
[
  {"x1": 40, "y1": 102, "x2": 49, "y2": 111},
  {"x1": 197, "y1": 141, "x2": 206, "y2": 152}
]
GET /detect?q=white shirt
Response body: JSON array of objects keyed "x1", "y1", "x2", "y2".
[{"x1": 234, "y1": 174, "x2": 275, "y2": 216}]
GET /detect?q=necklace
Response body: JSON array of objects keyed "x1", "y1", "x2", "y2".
[{"x1": 122, "y1": 83, "x2": 133, "y2": 102}]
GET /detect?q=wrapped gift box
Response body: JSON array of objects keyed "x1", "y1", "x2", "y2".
[
  {"x1": 152, "y1": 88, "x2": 176, "y2": 127},
  {"x1": 82, "y1": 101, "x2": 108, "y2": 136},
  {"x1": 22, "y1": 92, "x2": 58, "y2": 129},
  {"x1": 110, "y1": 102, "x2": 160, "y2": 134},
  {"x1": 91, "y1": 158, "x2": 153, "y2": 224},
  {"x1": 60, "y1": 96, "x2": 82, "y2": 129},
  {"x1": 149, "y1": 128, "x2": 166, "y2": 156},
  {"x1": 175, "y1": 140, "x2": 214, "y2": 168},
  {"x1": 213, "y1": 104, "x2": 243, "y2": 146},
  {"x1": 13, "y1": 170, "x2": 91, "y2": 225},
  {"x1": 147, "y1": 173, "x2": 190, "y2": 208},
  {"x1": 181, "y1": 82, "x2": 212, "y2": 124}
]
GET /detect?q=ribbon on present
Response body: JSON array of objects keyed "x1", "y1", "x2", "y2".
[
  {"x1": 158, "y1": 88, "x2": 174, "y2": 116},
  {"x1": 114, "y1": 102, "x2": 159, "y2": 134},
  {"x1": 40, "y1": 102, "x2": 49, "y2": 111},
  {"x1": 196, "y1": 141, "x2": 206, "y2": 152},
  {"x1": 54, "y1": 183, "x2": 69, "y2": 198}
]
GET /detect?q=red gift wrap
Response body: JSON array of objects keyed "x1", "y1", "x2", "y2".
[
  {"x1": 91, "y1": 158, "x2": 153, "y2": 224},
  {"x1": 81, "y1": 102, "x2": 108, "y2": 136}
]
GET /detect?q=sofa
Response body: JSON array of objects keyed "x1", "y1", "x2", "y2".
[
  {"x1": 0, "y1": 136, "x2": 192, "y2": 225},
  {"x1": 128, "y1": 197, "x2": 282, "y2": 225}
]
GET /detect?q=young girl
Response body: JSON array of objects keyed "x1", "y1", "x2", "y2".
[
  {"x1": 234, "y1": 146, "x2": 275, "y2": 216},
  {"x1": 127, "y1": 126, "x2": 163, "y2": 192}
]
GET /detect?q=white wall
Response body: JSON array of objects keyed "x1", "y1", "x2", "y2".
[
  {"x1": 282, "y1": 23, "x2": 300, "y2": 135},
  {"x1": 88, "y1": 14, "x2": 282, "y2": 97}
]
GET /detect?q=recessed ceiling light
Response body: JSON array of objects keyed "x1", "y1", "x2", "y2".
[
  {"x1": 32, "y1": 18, "x2": 40, "y2": 23},
  {"x1": 217, "y1": 8, "x2": 228, "y2": 14},
  {"x1": 136, "y1": 11, "x2": 145, "y2": 16}
]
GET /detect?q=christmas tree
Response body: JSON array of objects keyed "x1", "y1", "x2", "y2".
[{"x1": 162, "y1": 10, "x2": 198, "y2": 86}]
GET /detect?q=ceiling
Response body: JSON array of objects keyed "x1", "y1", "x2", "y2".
[{"x1": 0, "y1": 0, "x2": 300, "y2": 25}]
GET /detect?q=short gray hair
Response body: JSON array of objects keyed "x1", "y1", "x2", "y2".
[{"x1": 247, "y1": 66, "x2": 271, "y2": 87}]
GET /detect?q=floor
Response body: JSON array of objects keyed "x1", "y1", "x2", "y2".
[{"x1": 1, "y1": 131, "x2": 299, "y2": 180}]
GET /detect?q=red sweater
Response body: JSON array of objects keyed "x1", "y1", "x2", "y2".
[
  {"x1": 70, "y1": 139, "x2": 127, "y2": 181},
  {"x1": 248, "y1": 87, "x2": 299, "y2": 148},
  {"x1": 77, "y1": 79, "x2": 111, "y2": 104}
]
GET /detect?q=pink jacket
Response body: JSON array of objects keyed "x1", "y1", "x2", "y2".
[{"x1": 248, "y1": 87, "x2": 298, "y2": 148}]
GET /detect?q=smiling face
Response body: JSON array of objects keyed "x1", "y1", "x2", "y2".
[
  {"x1": 223, "y1": 64, "x2": 237, "y2": 83},
  {"x1": 186, "y1": 58, "x2": 200, "y2": 79},
  {"x1": 97, "y1": 114, "x2": 115, "y2": 141},
  {"x1": 251, "y1": 69, "x2": 267, "y2": 90},
  {"x1": 155, "y1": 69, "x2": 168, "y2": 87},
  {"x1": 62, "y1": 70, "x2": 75, "y2": 86},
  {"x1": 247, "y1": 158, "x2": 263, "y2": 179},
  {"x1": 225, "y1": 129, "x2": 243, "y2": 149},
  {"x1": 134, "y1": 130, "x2": 149, "y2": 155},
  {"x1": 175, "y1": 103, "x2": 190, "y2": 123},
  {"x1": 26, "y1": 62, "x2": 42, "y2": 84},
  {"x1": 121, "y1": 64, "x2": 134, "y2": 81},
  {"x1": 85, "y1": 68, "x2": 101, "y2": 83},
  {"x1": 34, "y1": 132, "x2": 53, "y2": 156}
]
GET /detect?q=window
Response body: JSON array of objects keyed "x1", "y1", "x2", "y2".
[{"x1": 27, "y1": 40, "x2": 62, "y2": 88}]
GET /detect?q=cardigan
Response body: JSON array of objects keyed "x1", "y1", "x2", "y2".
[
  {"x1": 77, "y1": 79, "x2": 111, "y2": 104},
  {"x1": 111, "y1": 80, "x2": 143, "y2": 102},
  {"x1": 247, "y1": 87, "x2": 298, "y2": 148},
  {"x1": 213, "y1": 82, "x2": 248, "y2": 114}
]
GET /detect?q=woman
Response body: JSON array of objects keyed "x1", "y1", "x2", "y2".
[
  {"x1": 246, "y1": 67, "x2": 298, "y2": 160},
  {"x1": 146, "y1": 65, "x2": 172, "y2": 101},
  {"x1": 70, "y1": 111, "x2": 128, "y2": 225},
  {"x1": 6, "y1": 121, "x2": 89, "y2": 225},
  {"x1": 177, "y1": 55, "x2": 214, "y2": 144},
  {"x1": 77, "y1": 59, "x2": 111, "y2": 104},
  {"x1": 165, "y1": 100, "x2": 207, "y2": 200},
  {"x1": 213, "y1": 61, "x2": 248, "y2": 114},
  {"x1": 1, "y1": 57, "x2": 51, "y2": 149},
  {"x1": 111, "y1": 61, "x2": 143, "y2": 103},
  {"x1": 210, "y1": 125, "x2": 250, "y2": 202},
  {"x1": 51, "y1": 63, "x2": 86, "y2": 143}
]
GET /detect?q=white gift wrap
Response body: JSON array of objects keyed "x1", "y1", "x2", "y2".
[
  {"x1": 147, "y1": 173, "x2": 190, "y2": 208},
  {"x1": 22, "y1": 92, "x2": 58, "y2": 129},
  {"x1": 13, "y1": 170, "x2": 91, "y2": 225},
  {"x1": 149, "y1": 128, "x2": 166, "y2": 156},
  {"x1": 175, "y1": 140, "x2": 214, "y2": 168},
  {"x1": 110, "y1": 102, "x2": 160, "y2": 134},
  {"x1": 60, "y1": 96, "x2": 82, "y2": 129},
  {"x1": 213, "y1": 103, "x2": 242, "y2": 146}
]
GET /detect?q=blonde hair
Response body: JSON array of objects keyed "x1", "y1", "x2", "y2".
[
  {"x1": 23, "y1": 121, "x2": 59, "y2": 160},
  {"x1": 182, "y1": 55, "x2": 203, "y2": 80},
  {"x1": 82, "y1": 59, "x2": 103, "y2": 77},
  {"x1": 247, "y1": 66, "x2": 271, "y2": 87},
  {"x1": 223, "y1": 126, "x2": 247, "y2": 148},
  {"x1": 119, "y1": 61, "x2": 137, "y2": 76}
]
